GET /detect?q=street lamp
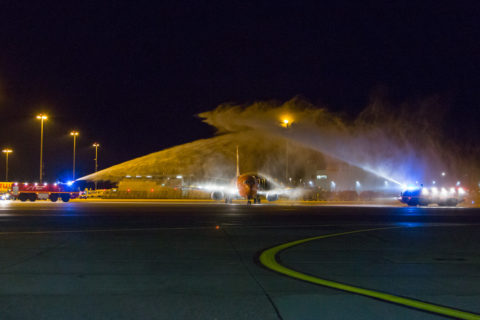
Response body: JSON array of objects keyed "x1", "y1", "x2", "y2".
[
  {"x1": 70, "y1": 131, "x2": 79, "y2": 180},
  {"x1": 2, "y1": 148, "x2": 12, "y2": 181},
  {"x1": 36, "y1": 114, "x2": 48, "y2": 183},
  {"x1": 92, "y1": 143, "x2": 100, "y2": 189},
  {"x1": 282, "y1": 118, "x2": 292, "y2": 184}
]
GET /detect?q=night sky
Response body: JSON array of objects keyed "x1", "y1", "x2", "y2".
[{"x1": 0, "y1": 1, "x2": 479, "y2": 182}]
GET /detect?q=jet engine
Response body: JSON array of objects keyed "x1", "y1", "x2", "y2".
[
  {"x1": 266, "y1": 193, "x2": 279, "y2": 202},
  {"x1": 211, "y1": 191, "x2": 224, "y2": 201}
]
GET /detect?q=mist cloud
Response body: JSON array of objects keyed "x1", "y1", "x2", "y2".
[{"x1": 200, "y1": 96, "x2": 478, "y2": 186}]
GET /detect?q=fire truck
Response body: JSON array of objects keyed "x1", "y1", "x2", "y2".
[
  {"x1": 11, "y1": 182, "x2": 77, "y2": 202},
  {"x1": 399, "y1": 186, "x2": 466, "y2": 206}
]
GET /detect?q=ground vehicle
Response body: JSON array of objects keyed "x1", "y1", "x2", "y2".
[
  {"x1": 400, "y1": 186, "x2": 466, "y2": 206},
  {"x1": 0, "y1": 182, "x2": 13, "y2": 199},
  {"x1": 11, "y1": 182, "x2": 77, "y2": 202}
]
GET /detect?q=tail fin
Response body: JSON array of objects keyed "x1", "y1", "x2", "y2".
[{"x1": 236, "y1": 145, "x2": 240, "y2": 177}]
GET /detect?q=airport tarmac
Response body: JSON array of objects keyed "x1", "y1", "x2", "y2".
[{"x1": 0, "y1": 201, "x2": 479, "y2": 319}]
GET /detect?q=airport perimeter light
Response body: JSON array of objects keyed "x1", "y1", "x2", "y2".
[
  {"x1": 36, "y1": 114, "x2": 48, "y2": 183},
  {"x1": 92, "y1": 143, "x2": 100, "y2": 173},
  {"x1": 70, "y1": 131, "x2": 79, "y2": 180},
  {"x1": 2, "y1": 148, "x2": 12, "y2": 181},
  {"x1": 92, "y1": 143, "x2": 100, "y2": 189},
  {"x1": 281, "y1": 117, "x2": 293, "y2": 184}
]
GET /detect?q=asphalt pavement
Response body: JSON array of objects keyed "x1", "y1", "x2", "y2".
[{"x1": 0, "y1": 201, "x2": 479, "y2": 319}]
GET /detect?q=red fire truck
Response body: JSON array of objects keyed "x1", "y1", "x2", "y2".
[{"x1": 11, "y1": 182, "x2": 77, "y2": 202}]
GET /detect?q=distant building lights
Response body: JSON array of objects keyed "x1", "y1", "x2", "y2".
[
  {"x1": 125, "y1": 175, "x2": 132, "y2": 178},
  {"x1": 135, "y1": 175, "x2": 142, "y2": 178},
  {"x1": 176, "y1": 175, "x2": 183, "y2": 179}
]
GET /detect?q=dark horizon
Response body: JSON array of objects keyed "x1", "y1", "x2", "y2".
[{"x1": 1, "y1": 1, "x2": 479, "y2": 182}]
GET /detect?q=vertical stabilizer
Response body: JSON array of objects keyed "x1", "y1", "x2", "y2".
[{"x1": 236, "y1": 145, "x2": 240, "y2": 177}]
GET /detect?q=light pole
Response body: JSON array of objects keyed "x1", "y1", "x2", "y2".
[
  {"x1": 36, "y1": 114, "x2": 48, "y2": 183},
  {"x1": 92, "y1": 143, "x2": 100, "y2": 189},
  {"x1": 70, "y1": 131, "x2": 79, "y2": 180},
  {"x1": 2, "y1": 148, "x2": 12, "y2": 181},
  {"x1": 282, "y1": 118, "x2": 291, "y2": 184}
]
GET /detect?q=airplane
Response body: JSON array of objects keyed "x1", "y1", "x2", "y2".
[{"x1": 208, "y1": 146, "x2": 284, "y2": 205}]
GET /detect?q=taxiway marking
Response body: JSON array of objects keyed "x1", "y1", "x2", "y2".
[{"x1": 259, "y1": 227, "x2": 480, "y2": 320}]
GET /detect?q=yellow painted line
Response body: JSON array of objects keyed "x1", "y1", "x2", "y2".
[{"x1": 259, "y1": 227, "x2": 480, "y2": 320}]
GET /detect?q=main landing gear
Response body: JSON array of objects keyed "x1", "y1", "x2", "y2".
[{"x1": 247, "y1": 196, "x2": 261, "y2": 205}]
